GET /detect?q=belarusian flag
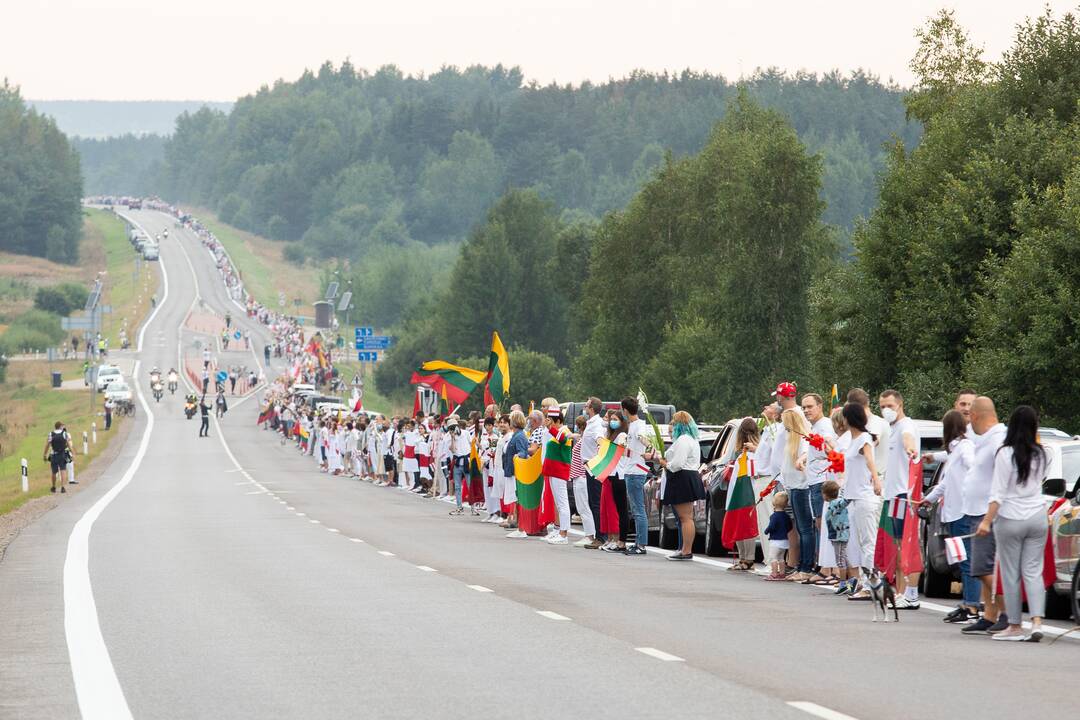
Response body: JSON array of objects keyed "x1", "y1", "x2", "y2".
[
  {"x1": 586, "y1": 438, "x2": 624, "y2": 482},
  {"x1": 721, "y1": 451, "x2": 758, "y2": 548},
  {"x1": 484, "y1": 331, "x2": 510, "y2": 407},
  {"x1": 542, "y1": 425, "x2": 573, "y2": 480},
  {"x1": 888, "y1": 497, "x2": 905, "y2": 520},
  {"x1": 944, "y1": 536, "x2": 967, "y2": 565},
  {"x1": 513, "y1": 450, "x2": 544, "y2": 509},
  {"x1": 410, "y1": 360, "x2": 486, "y2": 406}
]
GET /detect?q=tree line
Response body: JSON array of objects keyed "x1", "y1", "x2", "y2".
[{"x1": 0, "y1": 82, "x2": 83, "y2": 263}]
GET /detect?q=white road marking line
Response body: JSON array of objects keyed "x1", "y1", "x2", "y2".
[
  {"x1": 467, "y1": 585, "x2": 493, "y2": 593},
  {"x1": 244, "y1": 491, "x2": 264, "y2": 495},
  {"x1": 378, "y1": 551, "x2": 395, "y2": 557},
  {"x1": 415, "y1": 565, "x2": 437, "y2": 572},
  {"x1": 349, "y1": 538, "x2": 365, "y2": 543},
  {"x1": 635, "y1": 647, "x2": 685, "y2": 662},
  {"x1": 309, "y1": 519, "x2": 321, "y2": 524},
  {"x1": 536, "y1": 610, "x2": 570, "y2": 621},
  {"x1": 64, "y1": 211, "x2": 174, "y2": 720},
  {"x1": 326, "y1": 528, "x2": 340, "y2": 533},
  {"x1": 295, "y1": 512, "x2": 306, "y2": 517},
  {"x1": 285, "y1": 506, "x2": 295, "y2": 510},
  {"x1": 787, "y1": 701, "x2": 859, "y2": 720}
]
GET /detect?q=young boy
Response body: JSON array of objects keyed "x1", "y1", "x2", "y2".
[
  {"x1": 764, "y1": 492, "x2": 792, "y2": 581},
  {"x1": 823, "y1": 480, "x2": 854, "y2": 594}
]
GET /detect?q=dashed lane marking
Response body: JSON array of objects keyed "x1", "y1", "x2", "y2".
[
  {"x1": 467, "y1": 585, "x2": 493, "y2": 593},
  {"x1": 536, "y1": 611, "x2": 570, "y2": 621},
  {"x1": 635, "y1": 647, "x2": 685, "y2": 662},
  {"x1": 378, "y1": 551, "x2": 395, "y2": 557},
  {"x1": 415, "y1": 565, "x2": 437, "y2": 572},
  {"x1": 787, "y1": 701, "x2": 859, "y2": 720}
]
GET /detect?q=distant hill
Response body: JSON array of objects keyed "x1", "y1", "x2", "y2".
[{"x1": 28, "y1": 100, "x2": 233, "y2": 138}]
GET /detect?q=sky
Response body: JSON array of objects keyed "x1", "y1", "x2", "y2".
[{"x1": 8, "y1": 0, "x2": 1078, "y2": 100}]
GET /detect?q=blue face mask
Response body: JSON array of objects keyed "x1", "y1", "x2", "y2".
[{"x1": 609, "y1": 420, "x2": 621, "y2": 430}]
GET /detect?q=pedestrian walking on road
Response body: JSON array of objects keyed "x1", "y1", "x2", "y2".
[
  {"x1": 199, "y1": 396, "x2": 211, "y2": 437},
  {"x1": 976, "y1": 405, "x2": 1047, "y2": 642},
  {"x1": 42, "y1": 421, "x2": 74, "y2": 493},
  {"x1": 229, "y1": 366, "x2": 239, "y2": 394},
  {"x1": 264, "y1": 344, "x2": 271, "y2": 363}
]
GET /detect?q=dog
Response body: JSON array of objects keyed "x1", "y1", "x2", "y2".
[{"x1": 863, "y1": 567, "x2": 899, "y2": 623}]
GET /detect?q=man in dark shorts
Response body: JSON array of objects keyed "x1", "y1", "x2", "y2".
[{"x1": 42, "y1": 421, "x2": 75, "y2": 494}]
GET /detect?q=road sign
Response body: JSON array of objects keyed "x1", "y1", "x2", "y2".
[
  {"x1": 337, "y1": 291, "x2": 352, "y2": 312},
  {"x1": 325, "y1": 282, "x2": 339, "y2": 300},
  {"x1": 357, "y1": 351, "x2": 379, "y2": 363},
  {"x1": 234, "y1": 330, "x2": 242, "y2": 340},
  {"x1": 216, "y1": 370, "x2": 228, "y2": 384},
  {"x1": 61, "y1": 317, "x2": 95, "y2": 331},
  {"x1": 354, "y1": 336, "x2": 392, "y2": 350},
  {"x1": 354, "y1": 326, "x2": 374, "y2": 338}
]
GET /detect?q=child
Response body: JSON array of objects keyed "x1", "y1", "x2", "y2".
[
  {"x1": 764, "y1": 492, "x2": 792, "y2": 580},
  {"x1": 822, "y1": 480, "x2": 854, "y2": 594}
]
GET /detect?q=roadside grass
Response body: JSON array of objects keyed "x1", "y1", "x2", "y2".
[
  {"x1": 183, "y1": 206, "x2": 321, "y2": 310},
  {"x1": 0, "y1": 209, "x2": 156, "y2": 516},
  {"x1": 332, "y1": 360, "x2": 404, "y2": 415},
  {"x1": 85, "y1": 208, "x2": 158, "y2": 346},
  {"x1": 0, "y1": 359, "x2": 128, "y2": 515}
]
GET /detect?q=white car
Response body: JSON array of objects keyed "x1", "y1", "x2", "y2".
[
  {"x1": 104, "y1": 382, "x2": 133, "y2": 403},
  {"x1": 95, "y1": 365, "x2": 122, "y2": 391},
  {"x1": 142, "y1": 243, "x2": 160, "y2": 260}
]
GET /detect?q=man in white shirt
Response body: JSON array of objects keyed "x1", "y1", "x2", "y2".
[
  {"x1": 798, "y1": 393, "x2": 837, "y2": 573},
  {"x1": 879, "y1": 389, "x2": 921, "y2": 608},
  {"x1": 578, "y1": 397, "x2": 606, "y2": 549},
  {"x1": 959, "y1": 396, "x2": 1008, "y2": 634},
  {"x1": 755, "y1": 404, "x2": 780, "y2": 477},
  {"x1": 618, "y1": 397, "x2": 651, "y2": 555}
]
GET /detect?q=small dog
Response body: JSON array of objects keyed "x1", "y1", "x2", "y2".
[{"x1": 863, "y1": 567, "x2": 899, "y2": 623}]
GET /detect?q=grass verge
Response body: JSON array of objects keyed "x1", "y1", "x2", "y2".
[{"x1": 183, "y1": 206, "x2": 321, "y2": 310}]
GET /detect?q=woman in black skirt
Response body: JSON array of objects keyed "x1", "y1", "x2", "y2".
[{"x1": 654, "y1": 411, "x2": 706, "y2": 560}]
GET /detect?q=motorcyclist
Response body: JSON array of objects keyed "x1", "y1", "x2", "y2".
[
  {"x1": 150, "y1": 367, "x2": 161, "y2": 384},
  {"x1": 167, "y1": 368, "x2": 179, "y2": 394}
]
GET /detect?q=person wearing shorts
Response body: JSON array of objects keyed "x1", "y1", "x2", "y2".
[{"x1": 42, "y1": 421, "x2": 74, "y2": 494}]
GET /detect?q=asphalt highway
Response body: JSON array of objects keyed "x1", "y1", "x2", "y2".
[{"x1": 0, "y1": 209, "x2": 1075, "y2": 720}]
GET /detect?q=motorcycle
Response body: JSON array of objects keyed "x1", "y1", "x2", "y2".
[
  {"x1": 184, "y1": 395, "x2": 197, "y2": 419},
  {"x1": 152, "y1": 382, "x2": 164, "y2": 402},
  {"x1": 168, "y1": 377, "x2": 178, "y2": 394}
]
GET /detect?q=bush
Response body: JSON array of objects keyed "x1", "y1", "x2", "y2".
[
  {"x1": 283, "y1": 243, "x2": 307, "y2": 266},
  {"x1": 266, "y1": 214, "x2": 289, "y2": 240},
  {"x1": 0, "y1": 309, "x2": 65, "y2": 355},
  {"x1": 33, "y1": 283, "x2": 88, "y2": 316}
]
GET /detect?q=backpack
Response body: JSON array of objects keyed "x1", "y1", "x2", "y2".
[{"x1": 50, "y1": 430, "x2": 68, "y2": 454}]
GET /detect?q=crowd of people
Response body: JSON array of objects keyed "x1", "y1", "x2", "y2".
[{"x1": 253, "y1": 371, "x2": 1054, "y2": 644}]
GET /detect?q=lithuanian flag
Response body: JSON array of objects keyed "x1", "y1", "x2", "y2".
[
  {"x1": 484, "y1": 331, "x2": 510, "y2": 407},
  {"x1": 586, "y1": 438, "x2": 624, "y2": 482},
  {"x1": 721, "y1": 451, "x2": 758, "y2": 548},
  {"x1": 438, "y1": 384, "x2": 450, "y2": 419},
  {"x1": 513, "y1": 450, "x2": 544, "y2": 509},
  {"x1": 542, "y1": 425, "x2": 573, "y2": 480},
  {"x1": 410, "y1": 360, "x2": 487, "y2": 406}
]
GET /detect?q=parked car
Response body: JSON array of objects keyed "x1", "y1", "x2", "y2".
[
  {"x1": 921, "y1": 433, "x2": 1080, "y2": 618},
  {"x1": 559, "y1": 400, "x2": 676, "y2": 427},
  {"x1": 142, "y1": 243, "x2": 159, "y2": 260},
  {"x1": 95, "y1": 365, "x2": 122, "y2": 391},
  {"x1": 104, "y1": 381, "x2": 133, "y2": 403}
]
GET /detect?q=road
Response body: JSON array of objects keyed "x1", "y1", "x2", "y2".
[{"x1": 0, "y1": 208, "x2": 1076, "y2": 720}]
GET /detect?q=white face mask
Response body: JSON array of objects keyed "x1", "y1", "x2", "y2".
[{"x1": 881, "y1": 407, "x2": 898, "y2": 424}]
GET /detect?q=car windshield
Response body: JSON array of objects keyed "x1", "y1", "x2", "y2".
[
  {"x1": 110, "y1": 383, "x2": 129, "y2": 392},
  {"x1": 1062, "y1": 449, "x2": 1080, "y2": 487}
]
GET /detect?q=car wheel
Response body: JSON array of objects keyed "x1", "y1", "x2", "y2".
[
  {"x1": 704, "y1": 508, "x2": 723, "y2": 557},
  {"x1": 921, "y1": 562, "x2": 953, "y2": 598},
  {"x1": 658, "y1": 507, "x2": 679, "y2": 550}
]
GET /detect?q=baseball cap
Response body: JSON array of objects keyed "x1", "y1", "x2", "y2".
[{"x1": 771, "y1": 381, "x2": 797, "y2": 398}]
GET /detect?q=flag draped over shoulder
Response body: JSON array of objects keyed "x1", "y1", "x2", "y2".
[
  {"x1": 410, "y1": 360, "x2": 486, "y2": 406},
  {"x1": 722, "y1": 451, "x2": 758, "y2": 548},
  {"x1": 484, "y1": 331, "x2": 510, "y2": 407},
  {"x1": 542, "y1": 426, "x2": 573, "y2": 480},
  {"x1": 586, "y1": 438, "x2": 624, "y2": 482},
  {"x1": 513, "y1": 450, "x2": 544, "y2": 509}
]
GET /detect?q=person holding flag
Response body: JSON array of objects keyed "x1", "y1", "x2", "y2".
[
  {"x1": 541, "y1": 406, "x2": 574, "y2": 545},
  {"x1": 654, "y1": 411, "x2": 706, "y2": 560},
  {"x1": 484, "y1": 331, "x2": 510, "y2": 408},
  {"x1": 878, "y1": 389, "x2": 921, "y2": 608},
  {"x1": 504, "y1": 411, "x2": 535, "y2": 537},
  {"x1": 722, "y1": 418, "x2": 764, "y2": 570}
]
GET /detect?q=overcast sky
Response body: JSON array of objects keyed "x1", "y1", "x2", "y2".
[{"x1": 9, "y1": 0, "x2": 1078, "y2": 100}]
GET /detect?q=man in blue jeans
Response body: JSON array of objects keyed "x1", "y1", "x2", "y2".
[{"x1": 619, "y1": 397, "x2": 650, "y2": 556}]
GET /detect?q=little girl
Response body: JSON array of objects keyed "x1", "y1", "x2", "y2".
[
  {"x1": 822, "y1": 480, "x2": 854, "y2": 594},
  {"x1": 764, "y1": 492, "x2": 792, "y2": 580}
]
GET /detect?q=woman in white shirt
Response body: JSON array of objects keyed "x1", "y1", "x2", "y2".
[
  {"x1": 841, "y1": 403, "x2": 883, "y2": 601},
  {"x1": 655, "y1": 411, "x2": 707, "y2": 560},
  {"x1": 976, "y1": 405, "x2": 1047, "y2": 641},
  {"x1": 922, "y1": 410, "x2": 979, "y2": 620},
  {"x1": 779, "y1": 409, "x2": 814, "y2": 582}
]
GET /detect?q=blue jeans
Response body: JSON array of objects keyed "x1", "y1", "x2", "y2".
[
  {"x1": 950, "y1": 516, "x2": 981, "y2": 607},
  {"x1": 624, "y1": 473, "x2": 648, "y2": 547},
  {"x1": 452, "y1": 458, "x2": 468, "y2": 508},
  {"x1": 789, "y1": 487, "x2": 817, "y2": 573},
  {"x1": 809, "y1": 483, "x2": 824, "y2": 520}
]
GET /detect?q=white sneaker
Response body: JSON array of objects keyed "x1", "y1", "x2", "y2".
[
  {"x1": 505, "y1": 530, "x2": 528, "y2": 539},
  {"x1": 573, "y1": 537, "x2": 593, "y2": 547},
  {"x1": 546, "y1": 535, "x2": 569, "y2": 545}
]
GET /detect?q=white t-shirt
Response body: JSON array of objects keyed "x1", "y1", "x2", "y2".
[
  {"x1": 756, "y1": 421, "x2": 779, "y2": 477},
  {"x1": 867, "y1": 412, "x2": 890, "y2": 479},
  {"x1": 617, "y1": 418, "x2": 650, "y2": 476},
  {"x1": 843, "y1": 432, "x2": 876, "y2": 501},
  {"x1": 805, "y1": 416, "x2": 836, "y2": 486},
  {"x1": 580, "y1": 413, "x2": 605, "y2": 464},
  {"x1": 963, "y1": 423, "x2": 1006, "y2": 516},
  {"x1": 885, "y1": 416, "x2": 920, "y2": 498}
]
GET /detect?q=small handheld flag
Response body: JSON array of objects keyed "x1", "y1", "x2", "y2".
[
  {"x1": 945, "y1": 536, "x2": 968, "y2": 565},
  {"x1": 586, "y1": 438, "x2": 625, "y2": 482}
]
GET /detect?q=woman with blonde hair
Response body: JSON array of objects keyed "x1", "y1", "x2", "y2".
[{"x1": 780, "y1": 408, "x2": 814, "y2": 582}]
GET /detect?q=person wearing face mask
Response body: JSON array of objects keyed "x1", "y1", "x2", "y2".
[
  {"x1": 879, "y1": 389, "x2": 921, "y2": 608},
  {"x1": 601, "y1": 411, "x2": 630, "y2": 552}
]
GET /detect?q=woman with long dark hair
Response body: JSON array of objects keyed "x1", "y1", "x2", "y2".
[
  {"x1": 840, "y1": 402, "x2": 882, "y2": 601},
  {"x1": 976, "y1": 405, "x2": 1048, "y2": 641}
]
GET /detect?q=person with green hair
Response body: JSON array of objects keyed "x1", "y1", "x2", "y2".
[{"x1": 654, "y1": 411, "x2": 706, "y2": 560}]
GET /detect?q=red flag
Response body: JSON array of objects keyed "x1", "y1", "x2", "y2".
[
  {"x1": 994, "y1": 497, "x2": 1063, "y2": 596},
  {"x1": 900, "y1": 461, "x2": 924, "y2": 576},
  {"x1": 412, "y1": 390, "x2": 421, "y2": 418}
]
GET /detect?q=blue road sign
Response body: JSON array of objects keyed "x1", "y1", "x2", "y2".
[
  {"x1": 233, "y1": 330, "x2": 242, "y2": 340},
  {"x1": 216, "y1": 370, "x2": 228, "y2": 383},
  {"x1": 354, "y1": 336, "x2": 392, "y2": 350},
  {"x1": 357, "y1": 351, "x2": 379, "y2": 363},
  {"x1": 354, "y1": 326, "x2": 374, "y2": 338}
]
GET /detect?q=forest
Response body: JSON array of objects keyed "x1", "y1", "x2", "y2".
[{"x1": 0, "y1": 83, "x2": 83, "y2": 263}]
